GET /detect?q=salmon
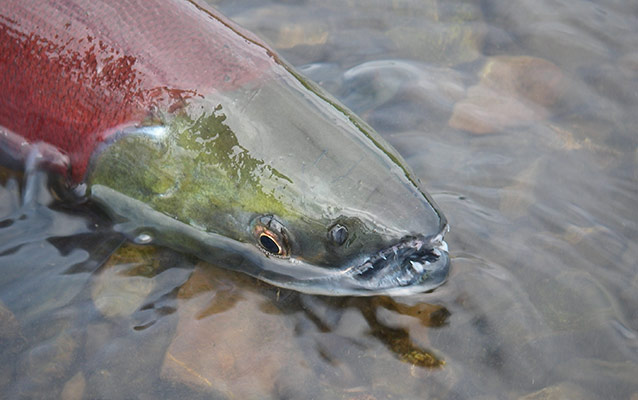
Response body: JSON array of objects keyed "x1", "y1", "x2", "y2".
[{"x1": 0, "y1": 0, "x2": 450, "y2": 296}]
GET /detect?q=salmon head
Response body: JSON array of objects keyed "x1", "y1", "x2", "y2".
[{"x1": 86, "y1": 65, "x2": 449, "y2": 296}]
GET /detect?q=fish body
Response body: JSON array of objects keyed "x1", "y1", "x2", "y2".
[
  {"x1": 0, "y1": 0, "x2": 450, "y2": 295},
  {"x1": 1, "y1": 0, "x2": 270, "y2": 181}
]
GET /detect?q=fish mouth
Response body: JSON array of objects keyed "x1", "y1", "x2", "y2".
[{"x1": 344, "y1": 233, "x2": 450, "y2": 294}]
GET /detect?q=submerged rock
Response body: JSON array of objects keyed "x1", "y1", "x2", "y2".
[
  {"x1": 530, "y1": 270, "x2": 617, "y2": 333},
  {"x1": 449, "y1": 56, "x2": 564, "y2": 134},
  {"x1": 16, "y1": 328, "x2": 82, "y2": 398},
  {"x1": 0, "y1": 166, "x2": 21, "y2": 185},
  {"x1": 91, "y1": 244, "x2": 177, "y2": 319},
  {"x1": 550, "y1": 358, "x2": 638, "y2": 398},
  {"x1": 482, "y1": 0, "x2": 637, "y2": 71},
  {"x1": 91, "y1": 245, "x2": 158, "y2": 319},
  {"x1": 226, "y1": 0, "x2": 485, "y2": 66},
  {"x1": 161, "y1": 265, "x2": 304, "y2": 399},
  {"x1": 499, "y1": 159, "x2": 541, "y2": 219},
  {"x1": 338, "y1": 60, "x2": 465, "y2": 133},
  {"x1": 517, "y1": 381, "x2": 595, "y2": 400},
  {"x1": 61, "y1": 372, "x2": 86, "y2": 400},
  {"x1": 0, "y1": 301, "x2": 22, "y2": 344},
  {"x1": 385, "y1": 2, "x2": 485, "y2": 65},
  {"x1": 0, "y1": 301, "x2": 25, "y2": 391}
]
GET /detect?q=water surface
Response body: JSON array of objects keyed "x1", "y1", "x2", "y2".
[{"x1": 1, "y1": 0, "x2": 637, "y2": 398}]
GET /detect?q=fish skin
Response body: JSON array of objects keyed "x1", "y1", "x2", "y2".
[
  {"x1": 0, "y1": 0, "x2": 272, "y2": 182},
  {"x1": 0, "y1": 0, "x2": 450, "y2": 295}
]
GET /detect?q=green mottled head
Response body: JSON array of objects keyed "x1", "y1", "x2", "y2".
[{"x1": 87, "y1": 71, "x2": 449, "y2": 296}]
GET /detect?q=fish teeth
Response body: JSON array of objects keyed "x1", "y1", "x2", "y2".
[
  {"x1": 409, "y1": 260, "x2": 424, "y2": 273},
  {"x1": 359, "y1": 262, "x2": 373, "y2": 273}
]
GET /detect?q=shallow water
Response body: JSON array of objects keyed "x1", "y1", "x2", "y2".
[{"x1": 1, "y1": 0, "x2": 637, "y2": 398}]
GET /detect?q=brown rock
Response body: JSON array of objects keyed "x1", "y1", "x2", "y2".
[
  {"x1": 449, "y1": 85, "x2": 547, "y2": 134},
  {"x1": 91, "y1": 244, "x2": 163, "y2": 319},
  {"x1": 517, "y1": 382, "x2": 595, "y2": 400},
  {"x1": 61, "y1": 372, "x2": 86, "y2": 400},
  {"x1": 0, "y1": 302, "x2": 25, "y2": 391},
  {"x1": 386, "y1": 1, "x2": 485, "y2": 65},
  {"x1": 619, "y1": 52, "x2": 638, "y2": 78},
  {"x1": 449, "y1": 56, "x2": 564, "y2": 134},
  {"x1": 480, "y1": 56, "x2": 564, "y2": 107},
  {"x1": 275, "y1": 23, "x2": 329, "y2": 49},
  {"x1": 161, "y1": 265, "x2": 302, "y2": 399},
  {"x1": 20, "y1": 330, "x2": 79, "y2": 389},
  {"x1": 499, "y1": 159, "x2": 541, "y2": 219},
  {"x1": 0, "y1": 166, "x2": 21, "y2": 185},
  {"x1": 0, "y1": 301, "x2": 22, "y2": 341}
]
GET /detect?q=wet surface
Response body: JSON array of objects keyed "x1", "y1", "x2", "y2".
[{"x1": 1, "y1": 0, "x2": 638, "y2": 398}]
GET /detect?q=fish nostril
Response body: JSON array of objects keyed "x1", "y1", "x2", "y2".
[{"x1": 328, "y1": 223, "x2": 348, "y2": 246}]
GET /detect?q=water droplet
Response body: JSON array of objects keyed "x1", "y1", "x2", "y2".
[{"x1": 134, "y1": 233, "x2": 153, "y2": 244}]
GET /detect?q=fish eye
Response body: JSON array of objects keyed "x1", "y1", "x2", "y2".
[
  {"x1": 259, "y1": 232, "x2": 281, "y2": 255},
  {"x1": 328, "y1": 223, "x2": 348, "y2": 246},
  {"x1": 252, "y1": 215, "x2": 290, "y2": 257}
]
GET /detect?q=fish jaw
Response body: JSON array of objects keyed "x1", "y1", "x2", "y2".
[
  {"x1": 342, "y1": 234, "x2": 450, "y2": 294},
  {"x1": 232, "y1": 236, "x2": 450, "y2": 297}
]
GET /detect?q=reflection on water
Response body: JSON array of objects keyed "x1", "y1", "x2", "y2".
[{"x1": 1, "y1": 0, "x2": 638, "y2": 398}]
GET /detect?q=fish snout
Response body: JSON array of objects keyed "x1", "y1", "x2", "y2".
[{"x1": 348, "y1": 234, "x2": 450, "y2": 293}]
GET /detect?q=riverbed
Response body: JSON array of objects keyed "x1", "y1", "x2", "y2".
[{"x1": 1, "y1": 0, "x2": 637, "y2": 398}]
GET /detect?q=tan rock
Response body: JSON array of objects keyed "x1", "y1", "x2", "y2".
[
  {"x1": 161, "y1": 265, "x2": 302, "y2": 399},
  {"x1": 0, "y1": 301, "x2": 22, "y2": 341},
  {"x1": 0, "y1": 301, "x2": 25, "y2": 391},
  {"x1": 91, "y1": 244, "x2": 161, "y2": 319},
  {"x1": 449, "y1": 85, "x2": 547, "y2": 134},
  {"x1": 276, "y1": 24, "x2": 329, "y2": 49},
  {"x1": 499, "y1": 159, "x2": 541, "y2": 219},
  {"x1": 517, "y1": 382, "x2": 595, "y2": 400},
  {"x1": 0, "y1": 166, "x2": 21, "y2": 185},
  {"x1": 61, "y1": 372, "x2": 86, "y2": 400},
  {"x1": 386, "y1": 2, "x2": 485, "y2": 65},
  {"x1": 619, "y1": 52, "x2": 638, "y2": 78},
  {"x1": 21, "y1": 330, "x2": 79, "y2": 387},
  {"x1": 0, "y1": 172, "x2": 20, "y2": 217},
  {"x1": 480, "y1": 56, "x2": 564, "y2": 107},
  {"x1": 450, "y1": 56, "x2": 564, "y2": 134}
]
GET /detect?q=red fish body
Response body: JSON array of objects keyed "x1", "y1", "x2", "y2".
[{"x1": 0, "y1": 0, "x2": 271, "y2": 182}]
